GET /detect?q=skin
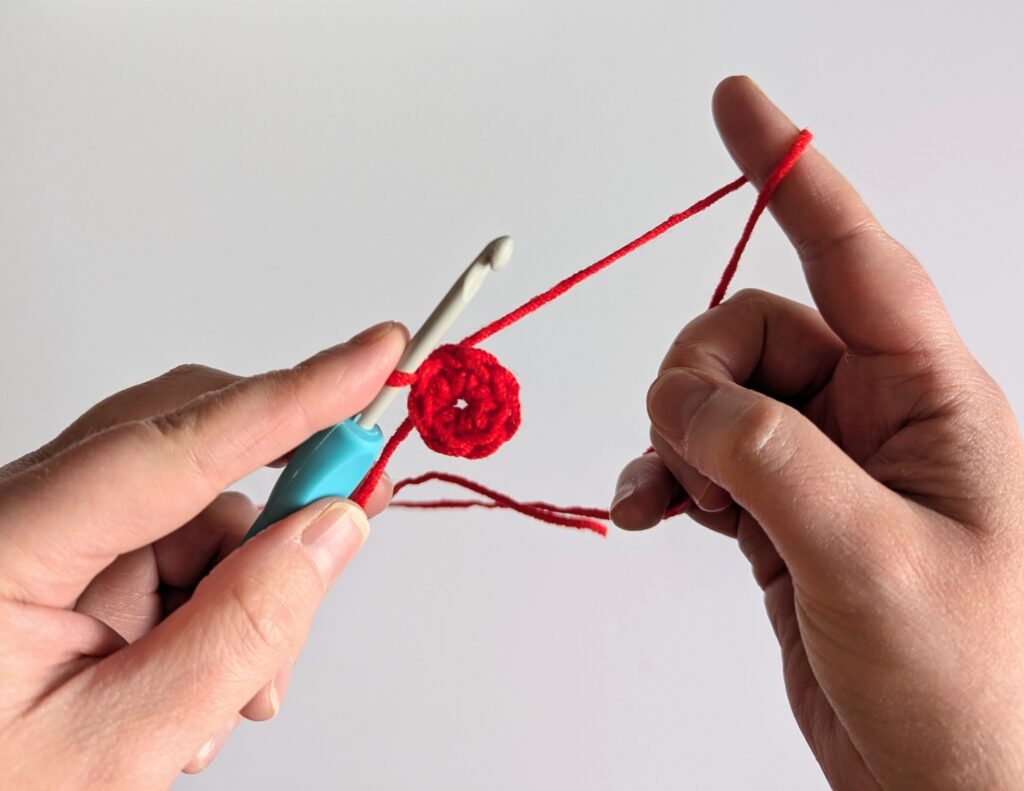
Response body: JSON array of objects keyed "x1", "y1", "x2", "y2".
[
  {"x1": 0, "y1": 321, "x2": 408, "y2": 789},
  {"x1": 611, "y1": 77, "x2": 1024, "y2": 789}
]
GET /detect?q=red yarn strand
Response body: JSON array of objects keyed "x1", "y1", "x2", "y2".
[
  {"x1": 352, "y1": 131, "x2": 813, "y2": 533},
  {"x1": 390, "y1": 472, "x2": 608, "y2": 534},
  {"x1": 390, "y1": 473, "x2": 692, "y2": 524},
  {"x1": 708, "y1": 129, "x2": 813, "y2": 309},
  {"x1": 461, "y1": 175, "x2": 748, "y2": 349},
  {"x1": 353, "y1": 416, "x2": 414, "y2": 504},
  {"x1": 394, "y1": 472, "x2": 613, "y2": 519}
]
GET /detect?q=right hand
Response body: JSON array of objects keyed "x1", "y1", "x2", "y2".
[
  {"x1": 611, "y1": 77, "x2": 1024, "y2": 790},
  {"x1": 0, "y1": 321, "x2": 406, "y2": 789}
]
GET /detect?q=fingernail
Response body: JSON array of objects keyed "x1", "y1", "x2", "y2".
[
  {"x1": 694, "y1": 479, "x2": 731, "y2": 513},
  {"x1": 194, "y1": 738, "x2": 216, "y2": 768},
  {"x1": 350, "y1": 321, "x2": 396, "y2": 346},
  {"x1": 267, "y1": 681, "x2": 280, "y2": 716},
  {"x1": 610, "y1": 479, "x2": 637, "y2": 513},
  {"x1": 269, "y1": 661, "x2": 294, "y2": 716},
  {"x1": 192, "y1": 718, "x2": 237, "y2": 772},
  {"x1": 695, "y1": 479, "x2": 715, "y2": 510},
  {"x1": 302, "y1": 500, "x2": 370, "y2": 582},
  {"x1": 648, "y1": 369, "x2": 715, "y2": 440}
]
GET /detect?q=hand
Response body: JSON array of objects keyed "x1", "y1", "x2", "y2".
[
  {"x1": 610, "y1": 77, "x2": 1024, "y2": 790},
  {"x1": 0, "y1": 321, "x2": 407, "y2": 789}
]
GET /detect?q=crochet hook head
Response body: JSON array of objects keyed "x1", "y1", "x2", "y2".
[{"x1": 356, "y1": 236, "x2": 513, "y2": 429}]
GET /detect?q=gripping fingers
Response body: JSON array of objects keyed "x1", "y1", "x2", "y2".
[
  {"x1": 235, "y1": 473, "x2": 392, "y2": 725},
  {"x1": 79, "y1": 499, "x2": 370, "y2": 778},
  {"x1": 647, "y1": 367, "x2": 913, "y2": 586},
  {"x1": 0, "y1": 322, "x2": 405, "y2": 608}
]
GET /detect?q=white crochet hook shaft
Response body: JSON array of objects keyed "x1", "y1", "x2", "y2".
[{"x1": 356, "y1": 235, "x2": 514, "y2": 429}]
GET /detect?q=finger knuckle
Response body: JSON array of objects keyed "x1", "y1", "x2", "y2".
[
  {"x1": 724, "y1": 397, "x2": 796, "y2": 476},
  {"x1": 726, "y1": 287, "x2": 773, "y2": 307},
  {"x1": 148, "y1": 406, "x2": 200, "y2": 441},
  {"x1": 225, "y1": 581, "x2": 294, "y2": 658},
  {"x1": 663, "y1": 338, "x2": 728, "y2": 375},
  {"x1": 109, "y1": 418, "x2": 164, "y2": 454},
  {"x1": 145, "y1": 408, "x2": 218, "y2": 482},
  {"x1": 795, "y1": 217, "x2": 889, "y2": 268},
  {"x1": 259, "y1": 368, "x2": 317, "y2": 433},
  {"x1": 664, "y1": 290, "x2": 778, "y2": 374},
  {"x1": 163, "y1": 363, "x2": 215, "y2": 380},
  {"x1": 215, "y1": 490, "x2": 257, "y2": 513}
]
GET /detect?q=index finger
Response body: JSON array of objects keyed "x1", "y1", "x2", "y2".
[
  {"x1": 713, "y1": 76, "x2": 956, "y2": 356},
  {"x1": 1, "y1": 365, "x2": 243, "y2": 481},
  {"x1": 0, "y1": 322, "x2": 407, "y2": 608}
]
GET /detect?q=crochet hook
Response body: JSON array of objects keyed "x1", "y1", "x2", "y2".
[{"x1": 243, "y1": 236, "x2": 513, "y2": 542}]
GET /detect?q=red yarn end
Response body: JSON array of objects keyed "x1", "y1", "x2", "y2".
[{"x1": 386, "y1": 370, "x2": 418, "y2": 388}]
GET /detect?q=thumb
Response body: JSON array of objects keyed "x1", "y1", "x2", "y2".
[
  {"x1": 647, "y1": 368, "x2": 915, "y2": 589},
  {"x1": 83, "y1": 498, "x2": 369, "y2": 775}
]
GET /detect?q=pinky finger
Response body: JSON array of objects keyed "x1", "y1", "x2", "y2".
[
  {"x1": 182, "y1": 714, "x2": 241, "y2": 774},
  {"x1": 241, "y1": 661, "x2": 294, "y2": 722}
]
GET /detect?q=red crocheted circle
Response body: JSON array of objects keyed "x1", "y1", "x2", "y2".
[{"x1": 406, "y1": 344, "x2": 521, "y2": 459}]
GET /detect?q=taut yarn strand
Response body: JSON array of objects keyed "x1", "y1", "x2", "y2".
[{"x1": 352, "y1": 130, "x2": 814, "y2": 535}]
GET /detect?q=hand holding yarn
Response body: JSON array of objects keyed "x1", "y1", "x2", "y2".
[{"x1": 613, "y1": 77, "x2": 1024, "y2": 791}]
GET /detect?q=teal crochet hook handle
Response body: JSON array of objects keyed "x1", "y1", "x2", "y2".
[{"x1": 243, "y1": 418, "x2": 383, "y2": 542}]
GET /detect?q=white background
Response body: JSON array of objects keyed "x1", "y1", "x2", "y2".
[{"x1": 2, "y1": 2, "x2": 1022, "y2": 789}]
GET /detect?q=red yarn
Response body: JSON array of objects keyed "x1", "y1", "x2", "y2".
[
  {"x1": 405, "y1": 344, "x2": 521, "y2": 459},
  {"x1": 460, "y1": 175, "x2": 749, "y2": 349},
  {"x1": 352, "y1": 130, "x2": 814, "y2": 532},
  {"x1": 385, "y1": 370, "x2": 418, "y2": 388},
  {"x1": 388, "y1": 472, "x2": 692, "y2": 535},
  {"x1": 708, "y1": 129, "x2": 813, "y2": 309},
  {"x1": 392, "y1": 472, "x2": 608, "y2": 534}
]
